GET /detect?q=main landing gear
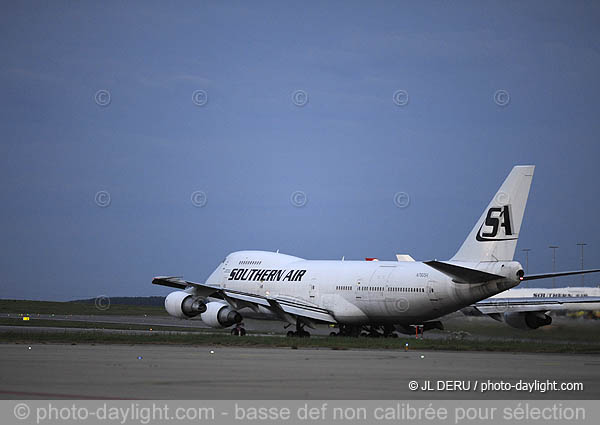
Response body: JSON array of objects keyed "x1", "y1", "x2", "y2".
[
  {"x1": 382, "y1": 324, "x2": 399, "y2": 338},
  {"x1": 330, "y1": 324, "x2": 398, "y2": 338},
  {"x1": 286, "y1": 321, "x2": 311, "y2": 338},
  {"x1": 360, "y1": 326, "x2": 397, "y2": 338},
  {"x1": 329, "y1": 324, "x2": 360, "y2": 337}
]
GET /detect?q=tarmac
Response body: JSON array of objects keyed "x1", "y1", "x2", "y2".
[{"x1": 0, "y1": 343, "x2": 598, "y2": 399}]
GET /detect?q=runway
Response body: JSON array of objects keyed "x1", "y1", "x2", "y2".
[{"x1": 0, "y1": 344, "x2": 598, "y2": 399}]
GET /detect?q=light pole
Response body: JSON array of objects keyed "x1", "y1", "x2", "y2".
[
  {"x1": 522, "y1": 248, "x2": 531, "y2": 287},
  {"x1": 576, "y1": 243, "x2": 587, "y2": 287},
  {"x1": 549, "y1": 245, "x2": 559, "y2": 288}
]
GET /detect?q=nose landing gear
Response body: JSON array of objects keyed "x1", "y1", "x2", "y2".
[{"x1": 231, "y1": 323, "x2": 246, "y2": 336}]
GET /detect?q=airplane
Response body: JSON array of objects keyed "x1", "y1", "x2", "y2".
[
  {"x1": 462, "y1": 285, "x2": 600, "y2": 329},
  {"x1": 153, "y1": 165, "x2": 600, "y2": 337}
]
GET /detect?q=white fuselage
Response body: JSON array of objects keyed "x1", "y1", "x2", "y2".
[
  {"x1": 491, "y1": 286, "x2": 600, "y2": 311},
  {"x1": 205, "y1": 250, "x2": 521, "y2": 325}
]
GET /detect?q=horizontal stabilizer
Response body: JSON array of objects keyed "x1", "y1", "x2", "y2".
[
  {"x1": 424, "y1": 261, "x2": 504, "y2": 284},
  {"x1": 522, "y1": 268, "x2": 600, "y2": 281}
]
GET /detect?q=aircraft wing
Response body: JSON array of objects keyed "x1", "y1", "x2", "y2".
[
  {"x1": 470, "y1": 296, "x2": 600, "y2": 315},
  {"x1": 152, "y1": 276, "x2": 337, "y2": 325},
  {"x1": 152, "y1": 276, "x2": 222, "y2": 297},
  {"x1": 521, "y1": 268, "x2": 600, "y2": 281}
]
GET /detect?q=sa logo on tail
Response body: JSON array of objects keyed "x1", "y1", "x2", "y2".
[{"x1": 476, "y1": 205, "x2": 517, "y2": 242}]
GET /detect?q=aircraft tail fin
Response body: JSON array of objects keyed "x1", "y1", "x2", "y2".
[{"x1": 451, "y1": 165, "x2": 535, "y2": 262}]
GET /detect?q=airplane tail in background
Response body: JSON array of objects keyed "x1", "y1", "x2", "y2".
[{"x1": 451, "y1": 165, "x2": 535, "y2": 262}]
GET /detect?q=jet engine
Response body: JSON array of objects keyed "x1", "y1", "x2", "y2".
[
  {"x1": 503, "y1": 311, "x2": 552, "y2": 330},
  {"x1": 200, "y1": 302, "x2": 243, "y2": 328},
  {"x1": 164, "y1": 291, "x2": 207, "y2": 318}
]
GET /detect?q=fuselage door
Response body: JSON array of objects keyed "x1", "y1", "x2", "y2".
[
  {"x1": 309, "y1": 277, "x2": 317, "y2": 299},
  {"x1": 426, "y1": 280, "x2": 441, "y2": 312},
  {"x1": 354, "y1": 280, "x2": 362, "y2": 299}
]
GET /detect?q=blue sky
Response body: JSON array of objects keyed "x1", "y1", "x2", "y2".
[{"x1": 1, "y1": 1, "x2": 599, "y2": 300}]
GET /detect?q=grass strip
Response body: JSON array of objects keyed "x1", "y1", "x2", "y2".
[
  {"x1": 0, "y1": 299, "x2": 166, "y2": 316},
  {"x1": 0, "y1": 317, "x2": 208, "y2": 333},
  {"x1": 2, "y1": 330, "x2": 600, "y2": 353}
]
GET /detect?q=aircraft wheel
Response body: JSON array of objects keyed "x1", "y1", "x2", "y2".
[
  {"x1": 329, "y1": 331, "x2": 338, "y2": 337},
  {"x1": 231, "y1": 325, "x2": 246, "y2": 336},
  {"x1": 286, "y1": 331, "x2": 296, "y2": 338}
]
